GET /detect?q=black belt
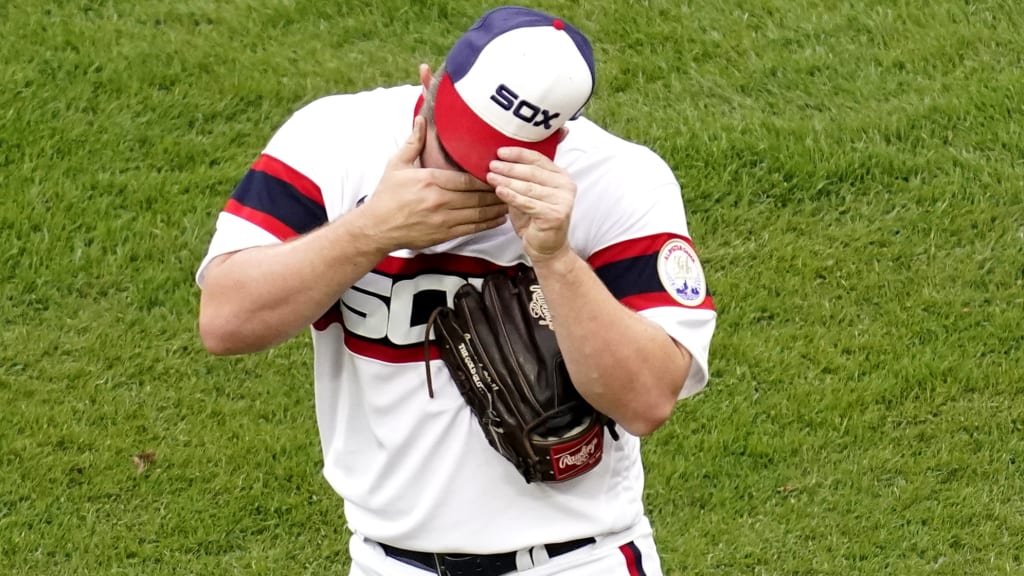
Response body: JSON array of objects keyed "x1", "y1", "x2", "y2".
[{"x1": 379, "y1": 537, "x2": 596, "y2": 576}]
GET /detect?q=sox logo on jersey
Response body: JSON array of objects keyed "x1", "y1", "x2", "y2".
[
  {"x1": 341, "y1": 272, "x2": 484, "y2": 345},
  {"x1": 319, "y1": 254, "x2": 514, "y2": 362}
]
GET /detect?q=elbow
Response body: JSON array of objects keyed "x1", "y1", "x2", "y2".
[
  {"x1": 199, "y1": 315, "x2": 236, "y2": 356},
  {"x1": 199, "y1": 302, "x2": 284, "y2": 356},
  {"x1": 617, "y1": 396, "x2": 675, "y2": 437},
  {"x1": 197, "y1": 254, "x2": 255, "y2": 356},
  {"x1": 609, "y1": 380, "x2": 677, "y2": 437},
  {"x1": 200, "y1": 333, "x2": 234, "y2": 357},
  {"x1": 642, "y1": 403, "x2": 676, "y2": 436},
  {"x1": 198, "y1": 304, "x2": 247, "y2": 356},
  {"x1": 588, "y1": 365, "x2": 685, "y2": 437},
  {"x1": 621, "y1": 344, "x2": 692, "y2": 436}
]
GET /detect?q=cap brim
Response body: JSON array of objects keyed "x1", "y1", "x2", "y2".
[{"x1": 433, "y1": 73, "x2": 559, "y2": 183}]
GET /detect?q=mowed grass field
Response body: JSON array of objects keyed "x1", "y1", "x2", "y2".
[{"x1": 1, "y1": 0, "x2": 1022, "y2": 574}]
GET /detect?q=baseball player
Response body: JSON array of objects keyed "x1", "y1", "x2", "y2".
[{"x1": 196, "y1": 6, "x2": 716, "y2": 576}]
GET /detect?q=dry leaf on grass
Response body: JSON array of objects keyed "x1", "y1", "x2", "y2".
[{"x1": 131, "y1": 451, "x2": 157, "y2": 473}]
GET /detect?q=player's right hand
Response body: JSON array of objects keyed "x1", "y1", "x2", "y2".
[{"x1": 362, "y1": 116, "x2": 508, "y2": 251}]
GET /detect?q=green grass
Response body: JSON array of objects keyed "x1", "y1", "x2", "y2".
[{"x1": 1, "y1": 0, "x2": 1022, "y2": 574}]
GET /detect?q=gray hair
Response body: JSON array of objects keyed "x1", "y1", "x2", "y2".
[
  {"x1": 418, "y1": 63, "x2": 447, "y2": 125},
  {"x1": 417, "y1": 63, "x2": 466, "y2": 171}
]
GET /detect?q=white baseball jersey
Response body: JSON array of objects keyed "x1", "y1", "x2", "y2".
[{"x1": 196, "y1": 84, "x2": 717, "y2": 553}]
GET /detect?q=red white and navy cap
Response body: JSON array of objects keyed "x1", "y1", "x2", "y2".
[{"x1": 433, "y1": 6, "x2": 595, "y2": 182}]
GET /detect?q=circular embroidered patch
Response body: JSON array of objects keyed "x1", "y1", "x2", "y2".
[{"x1": 657, "y1": 239, "x2": 707, "y2": 307}]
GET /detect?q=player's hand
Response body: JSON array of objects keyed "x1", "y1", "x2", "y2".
[
  {"x1": 486, "y1": 147, "x2": 576, "y2": 263},
  {"x1": 363, "y1": 116, "x2": 508, "y2": 251}
]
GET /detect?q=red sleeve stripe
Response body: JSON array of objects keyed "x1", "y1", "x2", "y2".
[
  {"x1": 621, "y1": 292, "x2": 715, "y2": 312},
  {"x1": 587, "y1": 232, "x2": 685, "y2": 268},
  {"x1": 374, "y1": 253, "x2": 511, "y2": 277},
  {"x1": 252, "y1": 154, "x2": 324, "y2": 207},
  {"x1": 223, "y1": 198, "x2": 298, "y2": 241}
]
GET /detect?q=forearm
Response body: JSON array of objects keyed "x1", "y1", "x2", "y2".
[
  {"x1": 532, "y1": 249, "x2": 691, "y2": 436},
  {"x1": 199, "y1": 208, "x2": 389, "y2": 355}
]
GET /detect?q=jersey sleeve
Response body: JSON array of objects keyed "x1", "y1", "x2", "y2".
[
  {"x1": 575, "y1": 149, "x2": 717, "y2": 399},
  {"x1": 222, "y1": 153, "x2": 327, "y2": 242},
  {"x1": 195, "y1": 98, "x2": 338, "y2": 287}
]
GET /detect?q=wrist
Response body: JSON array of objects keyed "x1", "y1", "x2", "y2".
[
  {"x1": 340, "y1": 203, "x2": 396, "y2": 257},
  {"x1": 529, "y1": 245, "x2": 580, "y2": 278}
]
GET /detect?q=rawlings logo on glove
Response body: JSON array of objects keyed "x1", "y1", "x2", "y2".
[{"x1": 425, "y1": 266, "x2": 617, "y2": 483}]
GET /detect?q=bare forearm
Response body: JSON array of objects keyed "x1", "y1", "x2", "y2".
[
  {"x1": 199, "y1": 209, "x2": 388, "y2": 355},
  {"x1": 532, "y1": 250, "x2": 690, "y2": 435}
]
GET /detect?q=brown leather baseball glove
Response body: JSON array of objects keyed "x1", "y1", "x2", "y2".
[{"x1": 425, "y1": 266, "x2": 617, "y2": 483}]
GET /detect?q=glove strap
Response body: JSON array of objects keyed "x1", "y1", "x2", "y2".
[{"x1": 423, "y1": 307, "x2": 445, "y2": 398}]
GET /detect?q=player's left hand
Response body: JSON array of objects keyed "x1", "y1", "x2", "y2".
[{"x1": 486, "y1": 147, "x2": 576, "y2": 263}]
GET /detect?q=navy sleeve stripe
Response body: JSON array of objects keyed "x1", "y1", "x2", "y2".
[
  {"x1": 594, "y1": 253, "x2": 662, "y2": 300},
  {"x1": 253, "y1": 154, "x2": 324, "y2": 207},
  {"x1": 229, "y1": 169, "x2": 328, "y2": 237},
  {"x1": 595, "y1": 253, "x2": 716, "y2": 311}
]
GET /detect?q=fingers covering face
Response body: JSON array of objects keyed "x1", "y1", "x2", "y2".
[
  {"x1": 486, "y1": 147, "x2": 573, "y2": 197},
  {"x1": 451, "y1": 203, "x2": 508, "y2": 222},
  {"x1": 429, "y1": 168, "x2": 493, "y2": 192},
  {"x1": 446, "y1": 190, "x2": 505, "y2": 210},
  {"x1": 391, "y1": 116, "x2": 426, "y2": 168}
]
